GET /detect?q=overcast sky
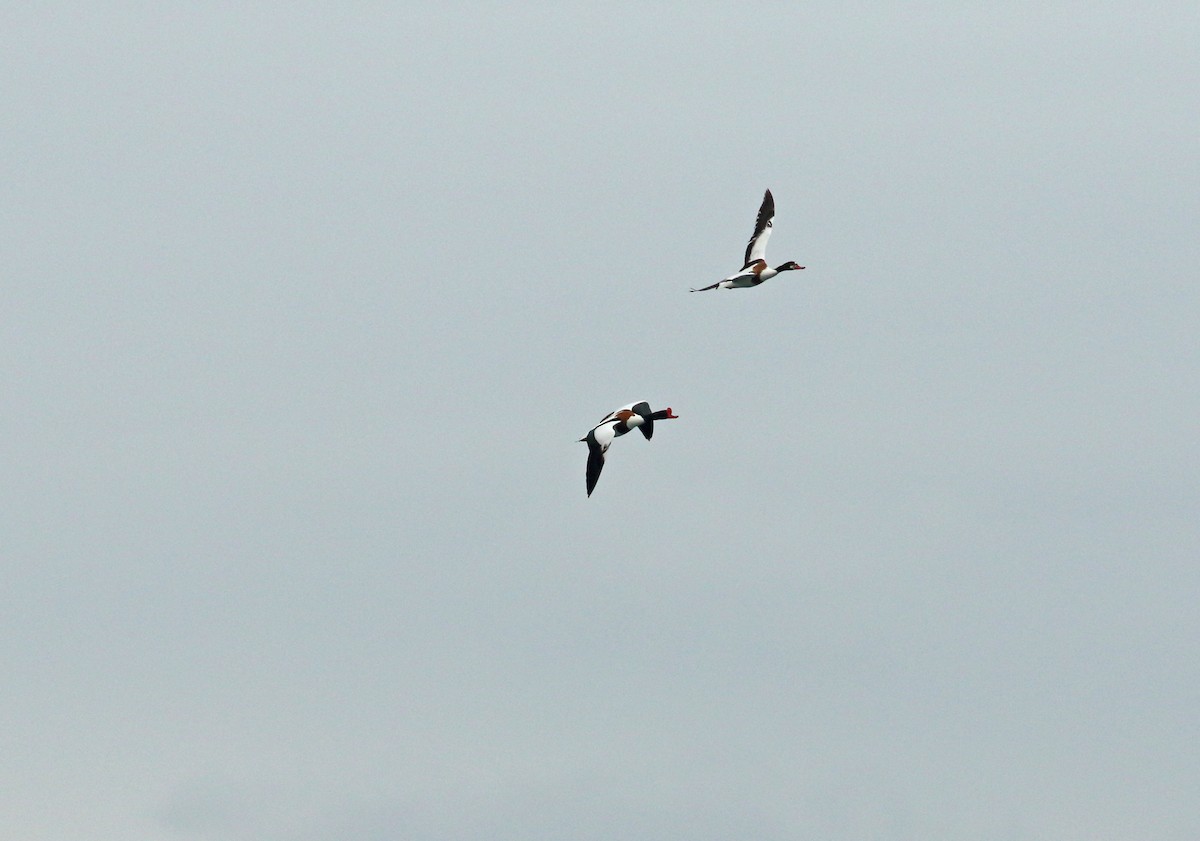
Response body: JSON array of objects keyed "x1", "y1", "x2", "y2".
[{"x1": 3, "y1": 3, "x2": 1198, "y2": 840}]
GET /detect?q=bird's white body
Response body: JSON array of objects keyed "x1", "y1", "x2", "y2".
[
  {"x1": 717, "y1": 265, "x2": 781, "y2": 289},
  {"x1": 595, "y1": 403, "x2": 647, "y2": 430}
]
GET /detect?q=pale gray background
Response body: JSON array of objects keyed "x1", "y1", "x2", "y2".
[{"x1": 3, "y1": 3, "x2": 1198, "y2": 840}]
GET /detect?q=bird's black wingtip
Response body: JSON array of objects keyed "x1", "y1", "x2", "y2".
[{"x1": 585, "y1": 450, "x2": 604, "y2": 497}]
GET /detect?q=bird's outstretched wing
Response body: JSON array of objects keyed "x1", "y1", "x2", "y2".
[
  {"x1": 630, "y1": 401, "x2": 654, "y2": 439},
  {"x1": 742, "y1": 189, "x2": 774, "y2": 269},
  {"x1": 585, "y1": 447, "x2": 605, "y2": 497}
]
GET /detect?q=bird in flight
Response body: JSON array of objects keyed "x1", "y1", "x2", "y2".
[
  {"x1": 579, "y1": 401, "x2": 678, "y2": 497},
  {"x1": 691, "y1": 189, "x2": 805, "y2": 292}
]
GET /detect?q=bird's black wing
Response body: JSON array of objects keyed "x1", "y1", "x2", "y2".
[
  {"x1": 585, "y1": 447, "x2": 605, "y2": 497},
  {"x1": 630, "y1": 401, "x2": 654, "y2": 440}
]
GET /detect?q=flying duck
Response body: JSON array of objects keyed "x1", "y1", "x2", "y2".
[
  {"x1": 579, "y1": 401, "x2": 678, "y2": 497},
  {"x1": 690, "y1": 189, "x2": 805, "y2": 292}
]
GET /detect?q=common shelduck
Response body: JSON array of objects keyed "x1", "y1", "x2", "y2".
[
  {"x1": 690, "y1": 189, "x2": 805, "y2": 292},
  {"x1": 579, "y1": 401, "x2": 678, "y2": 497}
]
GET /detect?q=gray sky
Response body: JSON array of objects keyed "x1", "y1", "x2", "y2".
[{"x1": 3, "y1": 3, "x2": 1198, "y2": 839}]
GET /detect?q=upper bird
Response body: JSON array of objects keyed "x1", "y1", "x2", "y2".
[
  {"x1": 579, "y1": 401, "x2": 678, "y2": 497},
  {"x1": 691, "y1": 189, "x2": 805, "y2": 292}
]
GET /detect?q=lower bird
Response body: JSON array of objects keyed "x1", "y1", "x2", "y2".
[{"x1": 579, "y1": 401, "x2": 678, "y2": 497}]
